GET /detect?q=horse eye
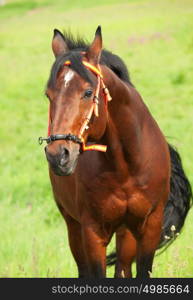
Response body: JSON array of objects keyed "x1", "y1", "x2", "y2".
[{"x1": 84, "y1": 90, "x2": 93, "y2": 99}]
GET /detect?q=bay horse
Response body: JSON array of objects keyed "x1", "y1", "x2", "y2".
[{"x1": 39, "y1": 26, "x2": 192, "y2": 278}]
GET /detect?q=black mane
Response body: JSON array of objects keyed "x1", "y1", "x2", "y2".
[{"x1": 47, "y1": 30, "x2": 133, "y2": 88}]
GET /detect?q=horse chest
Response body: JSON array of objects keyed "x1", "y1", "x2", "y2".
[
  {"x1": 83, "y1": 173, "x2": 152, "y2": 223},
  {"x1": 82, "y1": 173, "x2": 129, "y2": 223}
]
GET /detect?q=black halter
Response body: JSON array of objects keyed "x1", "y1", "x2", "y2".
[{"x1": 38, "y1": 134, "x2": 82, "y2": 145}]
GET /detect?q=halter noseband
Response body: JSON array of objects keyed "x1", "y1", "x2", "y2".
[
  {"x1": 39, "y1": 59, "x2": 112, "y2": 152},
  {"x1": 39, "y1": 134, "x2": 82, "y2": 145}
]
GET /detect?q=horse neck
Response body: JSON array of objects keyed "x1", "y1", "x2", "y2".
[{"x1": 101, "y1": 66, "x2": 146, "y2": 178}]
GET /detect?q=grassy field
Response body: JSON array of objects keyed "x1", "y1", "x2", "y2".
[{"x1": 0, "y1": 0, "x2": 193, "y2": 277}]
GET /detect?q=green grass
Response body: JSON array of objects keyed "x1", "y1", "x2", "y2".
[{"x1": 0, "y1": 0, "x2": 193, "y2": 277}]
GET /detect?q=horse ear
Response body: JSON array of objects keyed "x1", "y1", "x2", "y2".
[
  {"x1": 52, "y1": 29, "x2": 69, "y2": 57},
  {"x1": 86, "y1": 26, "x2": 102, "y2": 65}
]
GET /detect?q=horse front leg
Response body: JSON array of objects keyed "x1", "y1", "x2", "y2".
[
  {"x1": 115, "y1": 227, "x2": 136, "y2": 278},
  {"x1": 135, "y1": 204, "x2": 164, "y2": 278},
  {"x1": 63, "y1": 214, "x2": 89, "y2": 278},
  {"x1": 81, "y1": 222, "x2": 110, "y2": 278}
]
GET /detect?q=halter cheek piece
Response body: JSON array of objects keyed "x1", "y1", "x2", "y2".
[{"x1": 39, "y1": 59, "x2": 112, "y2": 152}]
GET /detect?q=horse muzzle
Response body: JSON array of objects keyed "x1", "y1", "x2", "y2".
[{"x1": 45, "y1": 142, "x2": 79, "y2": 176}]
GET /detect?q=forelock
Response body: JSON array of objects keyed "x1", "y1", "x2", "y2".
[{"x1": 47, "y1": 52, "x2": 94, "y2": 88}]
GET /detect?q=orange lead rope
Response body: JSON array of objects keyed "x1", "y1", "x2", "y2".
[
  {"x1": 47, "y1": 59, "x2": 112, "y2": 153},
  {"x1": 82, "y1": 142, "x2": 107, "y2": 152}
]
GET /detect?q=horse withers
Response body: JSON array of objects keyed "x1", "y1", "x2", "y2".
[{"x1": 39, "y1": 26, "x2": 192, "y2": 278}]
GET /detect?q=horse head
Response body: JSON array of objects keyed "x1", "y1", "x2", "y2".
[{"x1": 44, "y1": 27, "x2": 109, "y2": 176}]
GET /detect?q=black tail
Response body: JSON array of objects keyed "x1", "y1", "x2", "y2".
[
  {"x1": 159, "y1": 144, "x2": 192, "y2": 247},
  {"x1": 107, "y1": 144, "x2": 192, "y2": 266}
]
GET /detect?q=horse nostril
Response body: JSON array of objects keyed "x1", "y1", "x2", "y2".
[
  {"x1": 61, "y1": 146, "x2": 69, "y2": 156},
  {"x1": 60, "y1": 147, "x2": 69, "y2": 166}
]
